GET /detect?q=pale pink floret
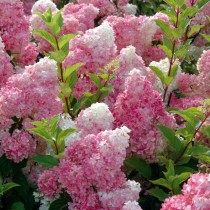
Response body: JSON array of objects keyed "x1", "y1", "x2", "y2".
[
  {"x1": 1, "y1": 130, "x2": 36, "y2": 163},
  {"x1": 161, "y1": 173, "x2": 210, "y2": 210},
  {"x1": 113, "y1": 70, "x2": 175, "y2": 162}
]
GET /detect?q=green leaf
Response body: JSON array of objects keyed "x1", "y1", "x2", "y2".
[
  {"x1": 155, "y1": 19, "x2": 173, "y2": 39},
  {"x1": 147, "y1": 188, "x2": 168, "y2": 202},
  {"x1": 169, "y1": 108, "x2": 204, "y2": 127},
  {"x1": 28, "y1": 127, "x2": 54, "y2": 144},
  {"x1": 188, "y1": 25, "x2": 204, "y2": 37},
  {"x1": 88, "y1": 74, "x2": 102, "y2": 88},
  {"x1": 164, "y1": 76, "x2": 174, "y2": 86},
  {"x1": 46, "y1": 22, "x2": 61, "y2": 37},
  {"x1": 48, "y1": 49, "x2": 67, "y2": 62},
  {"x1": 43, "y1": 8, "x2": 52, "y2": 22},
  {"x1": 150, "y1": 178, "x2": 172, "y2": 190},
  {"x1": 10, "y1": 202, "x2": 25, "y2": 210},
  {"x1": 164, "y1": 160, "x2": 175, "y2": 179},
  {"x1": 67, "y1": 70, "x2": 78, "y2": 90},
  {"x1": 171, "y1": 172, "x2": 191, "y2": 189},
  {"x1": 31, "y1": 155, "x2": 59, "y2": 168},
  {"x1": 197, "y1": 0, "x2": 210, "y2": 9},
  {"x1": 64, "y1": 63, "x2": 83, "y2": 80},
  {"x1": 170, "y1": 65, "x2": 178, "y2": 78},
  {"x1": 157, "y1": 125, "x2": 183, "y2": 155},
  {"x1": 201, "y1": 33, "x2": 210, "y2": 42},
  {"x1": 49, "y1": 196, "x2": 72, "y2": 210},
  {"x1": 33, "y1": 30, "x2": 56, "y2": 49},
  {"x1": 162, "y1": 36, "x2": 173, "y2": 50},
  {"x1": 149, "y1": 66, "x2": 165, "y2": 85},
  {"x1": 52, "y1": 10, "x2": 63, "y2": 30},
  {"x1": 159, "y1": 45, "x2": 172, "y2": 58},
  {"x1": 188, "y1": 144, "x2": 210, "y2": 156},
  {"x1": 174, "y1": 166, "x2": 196, "y2": 174},
  {"x1": 58, "y1": 34, "x2": 76, "y2": 49},
  {"x1": 125, "y1": 157, "x2": 152, "y2": 179},
  {"x1": 201, "y1": 125, "x2": 210, "y2": 138},
  {"x1": 1, "y1": 182, "x2": 20, "y2": 194}
]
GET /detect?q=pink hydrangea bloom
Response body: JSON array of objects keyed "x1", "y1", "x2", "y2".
[
  {"x1": 161, "y1": 173, "x2": 210, "y2": 210},
  {"x1": 64, "y1": 21, "x2": 117, "y2": 75},
  {"x1": 0, "y1": 57, "x2": 62, "y2": 130},
  {"x1": 0, "y1": 37, "x2": 13, "y2": 86},
  {"x1": 113, "y1": 70, "x2": 175, "y2": 162},
  {"x1": 76, "y1": 102, "x2": 114, "y2": 138},
  {"x1": 78, "y1": 0, "x2": 118, "y2": 18},
  {"x1": 62, "y1": 3, "x2": 99, "y2": 34},
  {"x1": 106, "y1": 14, "x2": 162, "y2": 56},
  {"x1": 1, "y1": 130, "x2": 36, "y2": 163},
  {"x1": 106, "y1": 45, "x2": 156, "y2": 108},
  {"x1": 38, "y1": 167, "x2": 61, "y2": 198},
  {"x1": 0, "y1": 0, "x2": 37, "y2": 66},
  {"x1": 58, "y1": 127, "x2": 130, "y2": 209}
]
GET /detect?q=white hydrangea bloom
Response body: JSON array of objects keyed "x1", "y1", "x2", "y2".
[
  {"x1": 31, "y1": 0, "x2": 58, "y2": 14},
  {"x1": 59, "y1": 113, "x2": 80, "y2": 146},
  {"x1": 84, "y1": 21, "x2": 115, "y2": 48},
  {"x1": 77, "y1": 102, "x2": 114, "y2": 138}
]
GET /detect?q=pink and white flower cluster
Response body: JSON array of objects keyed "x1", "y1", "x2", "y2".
[
  {"x1": 161, "y1": 173, "x2": 210, "y2": 210},
  {"x1": 38, "y1": 126, "x2": 142, "y2": 209}
]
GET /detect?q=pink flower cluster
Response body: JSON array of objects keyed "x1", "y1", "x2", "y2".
[
  {"x1": 161, "y1": 173, "x2": 210, "y2": 210},
  {"x1": 62, "y1": 3, "x2": 99, "y2": 35},
  {"x1": 38, "y1": 127, "x2": 142, "y2": 209},
  {"x1": 0, "y1": 0, "x2": 37, "y2": 66},
  {"x1": 106, "y1": 13, "x2": 167, "y2": 60},
  {"x1": 106, "y1": 45, "x2": 155, "y2": 107},
  {"x1": 113, "y1": 70, "x2": 175, "y2": 162},
  {"x1": 77, "y1": 0, "x2": 134, "y2": 20},
  {"x1": 64, "y1": 21, "x2": 117, "y2": 75},
  {"x1": 0, "y1": 57, "x2": 62, "y2": 130},
  {"x1": 0, "y1": 130, "x2": 36, "y2": 163}
]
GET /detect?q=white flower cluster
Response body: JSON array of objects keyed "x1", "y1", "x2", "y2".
[
  {"x1": 77, "y1": 102, "x2": 114, "y2": 137},
  {"x1": 84, "y1": 21, "x2": 115, "y2": 48}
]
